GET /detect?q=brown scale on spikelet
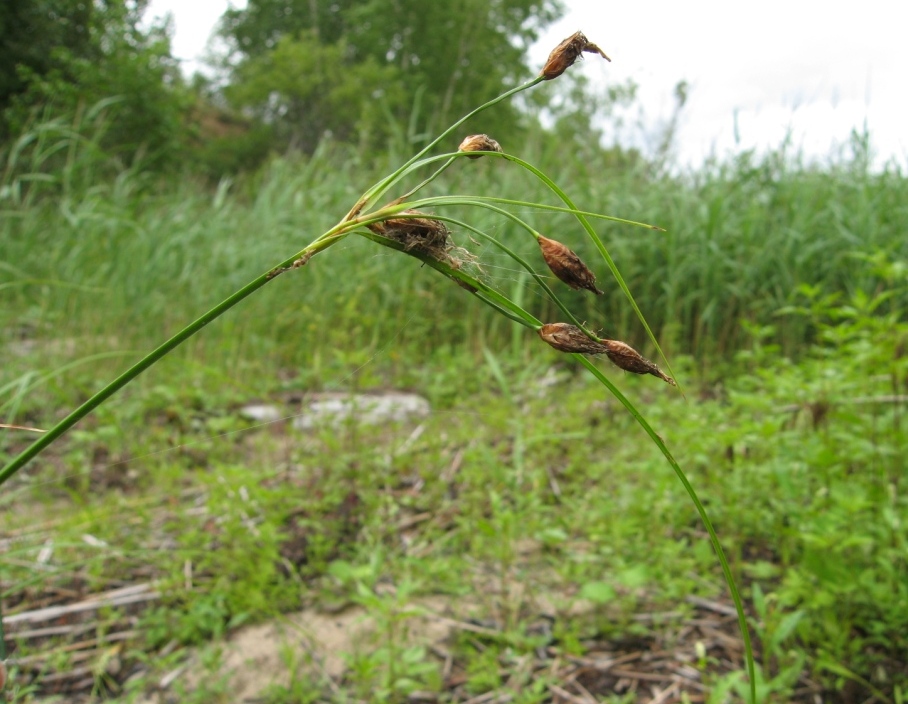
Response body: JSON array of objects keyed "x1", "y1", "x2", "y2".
[
  {"x1": 537, "y1": 323, "x2": 675, "y2": 386},
  {"x1": 537, "y1": 323, "x2": 610, "y2": 355},
  {"x1": 537, "y1": 235, "x2": 603, "y2": 295},
  {"x1": 458, "y1": 134, "x2": 503, "y2": 159},
  {"x1": 600, "y1": 339, "x2": 676, "y2": 386},
  {"x1": 367, "y1": 210, "x2": 478, "y2": 270},
  {"x1": 541, "y1": 31, "x2": 610, "y2": 80},
  {"x1": 367, "y1": 210, "x2": 450, "y2": 256}
]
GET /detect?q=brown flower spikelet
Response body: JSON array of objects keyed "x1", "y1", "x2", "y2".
[
  {"x1": 537, "y1": 235, "x2": 603, "y2": 295},
  {"x1": 538, "y1": 323, "x2": 610, "y2": 355},
  {"x1": 541, "y1": 31, "x2": 611, "y2": 80},
  {"x1": 367, "y1": 210, "x2": 478, "y2": 270},
  {"x1": 458, "y1": 134, "x2": 503, "y2": 159},
  {"x1": 537, "y1": 323, "x2": 675, "y2": 386},
  {"x1": 367, "y1": 210, "x2": 450, "y2": 254},
  {"x1": 601, "y1": 339, "x2": 676, "y2": 385}
]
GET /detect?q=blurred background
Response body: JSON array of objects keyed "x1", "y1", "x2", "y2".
[{"x1": 149, "y1": 0, "x2": 908, "y2": 170}]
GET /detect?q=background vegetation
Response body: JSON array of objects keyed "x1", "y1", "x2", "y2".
[{"x1": 1, "y1": 1, "x2": 906, "y2": 702}]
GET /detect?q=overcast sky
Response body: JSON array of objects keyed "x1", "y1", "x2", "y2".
[{"x1": 146, "y1": 0, "x2": 907, "y2": 169}]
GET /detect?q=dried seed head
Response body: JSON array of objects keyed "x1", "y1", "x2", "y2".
[
  {"x1": 601, "y1": 339, "x2": 676, "y2": 386},
  {"x1": 537, "y1": 235, "x2": 603, "y2": 295},
  {"x1": 367, "y1": 210, "x2": 450, "y2": 255},
  {"x1": 538, "y1": 323, "x2": 610, "y2": 355},
  {"x1": 538, "y1": 323, "x2": 676, "y2": 386},
  {"x1": 458, "y1": 134, "x2": 503, "y2": 159},
  {"x1": 367, "y1": 210, "x2": 478, "y2": 270},
  {"x1": 541, "y1": 31, "x2": 610, "y2": 80}
]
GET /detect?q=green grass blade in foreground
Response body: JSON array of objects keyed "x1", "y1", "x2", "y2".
[
  {"x1": 415, "y1": 193, "x2": 664, "y2": 231},
  {"x1": 381, "y1": 153, "x2": 664, "y2": 231},
  {"x1": 0, "y1": 351, "x2": 137, "y2": 416},
  {"x1": 394, "y1": 157, "x2": 457, "y2": 203},
  {"x1": 576, "y1": 355, "x2": 757, "y2": 704},
  {"x1": 816, "y1": 659, "x2": 893, "y2": 704},
  {"x1": 0, "y1": 279, "x2": 106, "y2": 294},
  {"x1": 0, "y1": 599, "x2": 5, "y2": 660}
]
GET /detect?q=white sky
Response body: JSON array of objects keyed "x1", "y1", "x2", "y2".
[{"x1": 146, "y1": 0, "x2": 908, "y2": 169}]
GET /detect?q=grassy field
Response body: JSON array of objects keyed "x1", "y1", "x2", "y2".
[{"x1": 1, "y1": 128, "x2": 907, "y2": 702}]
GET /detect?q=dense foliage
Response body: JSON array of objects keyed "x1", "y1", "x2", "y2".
[
  {"x1": 1, "y1": 223, "x2": 906, "y2": 699},
  {"x1": 1, "y1": 0, "x2": 576, "y2": 175},
  {"x1": 219, "y1": 0, "x2": 562, "y2": 151},
  {"x1": 1, "y1": 1, "x2": 187, "y2": 170}
]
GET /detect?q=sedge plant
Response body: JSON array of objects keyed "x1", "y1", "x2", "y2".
[{"x1": 0, "y1": 31, "x2": 756, "y2": 701}]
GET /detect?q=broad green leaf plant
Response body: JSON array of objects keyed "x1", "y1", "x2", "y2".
[{"x1": 0, "y1": 31, "x2": 756, "y2": 701}]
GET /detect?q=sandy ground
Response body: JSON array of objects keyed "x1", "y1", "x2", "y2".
[{"x1": 138, "y1": 596, "x2": 456, "y2": 702}]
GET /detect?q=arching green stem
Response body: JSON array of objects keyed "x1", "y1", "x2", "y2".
[{"x1": 349, "y1": 77, "x2": 545, "y2": 218}]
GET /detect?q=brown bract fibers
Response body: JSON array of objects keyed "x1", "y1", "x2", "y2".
[
  {"x1": 537, "y1": 323, "x2": 610, "y2": 355},
  {"x1": 368, "y1": 210, "x2": 450, "y2": 256},
  {"x1": 367, "y1": 210, "x2": 476, "y2": 269},
  {"x1": 537, "y1": 235, "x2": 603, "y2": 295},
  {"x1": 541, "y1": 31, "x2": 610, "y2": 80}
]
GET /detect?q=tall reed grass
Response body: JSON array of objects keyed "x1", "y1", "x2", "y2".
[{"x1": 3, "y1": 123, "x2": 904, "y2": 386}]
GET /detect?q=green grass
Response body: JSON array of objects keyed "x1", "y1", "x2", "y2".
[{"x1": 1, "y1": 312, "x2": 905, "y2": 701}]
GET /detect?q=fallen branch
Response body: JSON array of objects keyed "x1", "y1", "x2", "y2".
[{"x1": 4, "y1": 583, "x2": 159, "y2": 627}]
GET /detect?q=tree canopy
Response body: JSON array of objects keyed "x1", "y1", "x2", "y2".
[
  {"x1": 1, "y1": 0, "x2": 187, "y2": 168},
  {"x1": 0, "y1": 1, "x2": 94, "y2": 113},
  {"x1": 0, "y1": 0, "x2": 643, "y2": 177},
  {"x1": 218, "y1": 0, "x2": 564, "y2": 152}
]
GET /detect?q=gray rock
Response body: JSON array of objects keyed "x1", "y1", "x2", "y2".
[
  {"x1": 292, "y1": 392, "x2": 430, "y2": 430},
  {"x1": 239, "y1": 404, "x2": 283, "y2": 423}
]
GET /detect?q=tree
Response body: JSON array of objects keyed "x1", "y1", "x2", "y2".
[
  {"x1": 1, "y1": 1, "x2": 188, "y2": 170},
  {"x1": 224, "y1": 31, "x2": 403, "y2": 153},
  {"x1": 0, "y1": 1, "x2": 94, "y2": 116},
  {"x1": 217, "y1": 0, "x2": 563, "y2": 153}
]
